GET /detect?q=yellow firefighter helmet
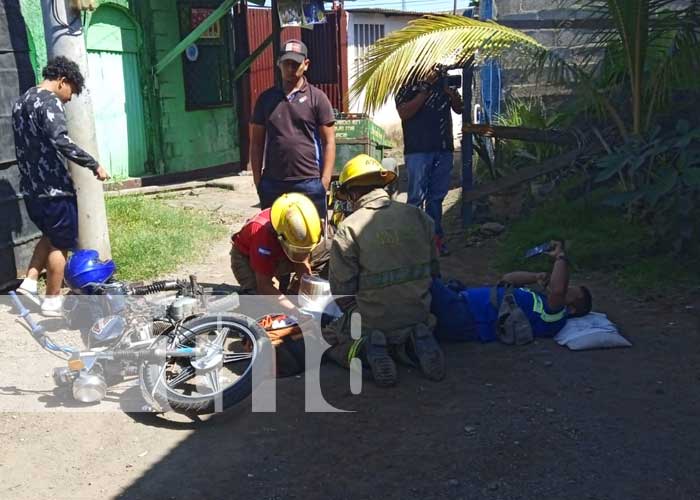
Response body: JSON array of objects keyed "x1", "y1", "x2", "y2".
[{"x1": 270, "y1": 193, "x2": 322, "y2": 262}]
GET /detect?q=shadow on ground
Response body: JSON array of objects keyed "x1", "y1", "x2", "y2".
[
  {"x1": 116, "y1": 237, "x2": 700, "y2": 499},
  {"x1": 114, "y1": 158, "x2": 700, "y2": 499}
]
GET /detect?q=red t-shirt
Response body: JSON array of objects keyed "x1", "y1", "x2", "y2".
[{"x1": 232, "y1": 209, "x2": 288, "y2": 277}]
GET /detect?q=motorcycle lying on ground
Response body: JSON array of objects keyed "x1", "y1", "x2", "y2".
[{"x1": 9, "y1": 274, "x2": 267, "y2": 414}]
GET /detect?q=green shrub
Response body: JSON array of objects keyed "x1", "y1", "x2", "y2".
[
  {"x1": 494, "y1": 192, "x2": 700, "y2": 293},
  {"x1": 495, "y1": 196, "x2": 652, "y2": 271}
]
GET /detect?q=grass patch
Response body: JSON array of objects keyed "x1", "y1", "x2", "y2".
[
  {"x1": 106, "y1": 196, "x2": 227, "y2": 282},
  {"x1": 616, "y1": 255, "x2": 700, "y2": 294},
  {"x1": 493, "y1": 194, "x2": 700, "y2": 294}
]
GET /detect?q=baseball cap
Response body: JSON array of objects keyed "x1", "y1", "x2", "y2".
[{"x1": 279, "y1": 39, "x2": 308, "y2": 64}]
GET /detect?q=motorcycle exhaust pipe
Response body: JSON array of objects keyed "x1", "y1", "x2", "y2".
[{"x1": 104, "y1": 347, "x2": 207, "y2": 362}]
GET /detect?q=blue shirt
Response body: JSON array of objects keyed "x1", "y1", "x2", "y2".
[{"x1": 463, "y1": 287, "x2": 568, "y2": 342}]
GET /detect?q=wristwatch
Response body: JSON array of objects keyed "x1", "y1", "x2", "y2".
[{"x1": 556, "y1": 254, "x2": 569, "y2": 263}]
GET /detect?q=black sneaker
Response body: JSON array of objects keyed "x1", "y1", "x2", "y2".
[
  {"x1": 364, "y1": 330, "x2": 398, "y2": 387},
  {"x1": 408, "y1": 324, "x2": 446, "y2": 381}
]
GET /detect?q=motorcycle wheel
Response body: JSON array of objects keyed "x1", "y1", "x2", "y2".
[{"x1": 140, "y1": 313, "x2": 267, "y2": 414}]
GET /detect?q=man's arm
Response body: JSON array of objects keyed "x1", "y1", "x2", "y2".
[
  {"x1": 545, "y1": 241, "x2": 569, "y2": 310},
  {"x1": 396, "y1": 89, "x2": 430, "y2": 122},
  {"x1": 501, "y1": 271, "x2": 548, "y2": 287},
  {"x1": 329, "y1": 233, "x2": 359, "y2": 314},
  {"x1": 255, "y1": 273, "x2": 299, "y2": 312},
  {"x1": 397, "y1": 71, "x2": 441, "y2": 121},
  {"x1": 293, "y1": 260, "x2": 312, "y2": 277},
  {"x1": 319, "y1": 123, "x2": 336, "y2": 191},
  {"x1": 445, "y1": 86, "x2": 464, "y2": 114},
  {"x1": 329, "y1": 227, "x2": 359, "y2": 297},
  {"x1": 43, "y1": 101, "x2": 109, "y2": 180},
  {"x1": 250, "y1": 124, "x2": 266, "y2": 189}
]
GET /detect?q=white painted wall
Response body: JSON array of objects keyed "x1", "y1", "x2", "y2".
[
  {"x1": 346, "y1": 12, "x2": 418, "y2": 131},
  {"x1": 346, "y1": 11, "x2": 463, "y2": 151}
]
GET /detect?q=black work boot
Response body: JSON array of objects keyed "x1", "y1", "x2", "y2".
[
  {"x1": 364, "y1": 330, "x2": 398, "y2": 387},
  {"x1": 409, "y1": 324, "x2": 446, "y2": 381}
]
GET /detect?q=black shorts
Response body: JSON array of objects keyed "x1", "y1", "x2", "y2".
[{"x1": 25, "y1": 196, "x2": 78, "y2": 250}]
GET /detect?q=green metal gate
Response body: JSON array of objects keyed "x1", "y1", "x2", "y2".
[
  {"x1": 86, "y1": 50, "x2": 146, "y2": 178},
  {"x1": 86, "y1": 6, "x2": 147, "y2": 179}
]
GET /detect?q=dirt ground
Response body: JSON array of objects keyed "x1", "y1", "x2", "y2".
[{"x1": 2, "y1": 177, "x2": 699, "y2": 500}]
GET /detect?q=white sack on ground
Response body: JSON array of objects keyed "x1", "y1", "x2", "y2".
[{"x1": 555, "y1": 312, "x2": 632, "y2": 351}]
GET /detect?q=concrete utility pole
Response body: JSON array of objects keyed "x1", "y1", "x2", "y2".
[{"x1": 41, "y1": 0, "x2": 111, "y2": 258}]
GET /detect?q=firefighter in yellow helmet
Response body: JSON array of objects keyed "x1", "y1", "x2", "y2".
[
  {"x1": 230, "y1": 193, "x2": 321, "y2": 312},
  {"x1": 324, "y1": 154, "x2": 446, "y2": 387}
]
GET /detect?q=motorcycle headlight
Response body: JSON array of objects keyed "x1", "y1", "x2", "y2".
[{"x1": 72, "y1": 372, "x2": 107, "y2": 403}]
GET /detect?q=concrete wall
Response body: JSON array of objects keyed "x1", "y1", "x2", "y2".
[
  {"x1": 1, "y1": 0, "x2": 42, "y2": 282},
  {"x1": 347, "y1": 11, "x2": 418, "y2": 132},
  {"x1": 145, "y1": 0, "x2": 240, "y2": 173},
  {"x1": 493, "y1": 0, "x2": 590, "y2": 101},
  {"x1": 19, "y1": 0, "x2": 241, "y2": 175},
  {"x1": 493, "y1": 0, "x2": 691, "y2": 101}
]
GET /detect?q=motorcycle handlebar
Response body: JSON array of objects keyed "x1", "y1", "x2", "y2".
[
  {"x1": 9, "y1": 291, "x2": 44, "y2": 336},
  {"x1": 6, "y1": 292, "x2": 71, "y2": 353}
]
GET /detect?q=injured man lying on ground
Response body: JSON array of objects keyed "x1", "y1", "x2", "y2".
[{"x1": 431, "y1": 240, "x2": 593, "y2": 344}]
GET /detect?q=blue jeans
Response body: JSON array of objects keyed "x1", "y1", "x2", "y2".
[
  {"x1": 258, "y1": 177, "x2": 327, "y2": 218},
  {"x1": 405, "y1": 152, "x2": 453, "y2": 237}
]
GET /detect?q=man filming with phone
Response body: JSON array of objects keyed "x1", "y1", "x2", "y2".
[{"x1": 396, "y1": 67, "x2": 463, "y2": 257}]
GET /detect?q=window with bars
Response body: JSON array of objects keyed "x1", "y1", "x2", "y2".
[
  {"x1": 177, "y1": 1, "x2": 233, "y2": 110},
  {"x1": 353, "y1": 23, "x2": 385, "y2": 72}
]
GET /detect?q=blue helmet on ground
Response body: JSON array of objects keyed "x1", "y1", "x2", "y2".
[{"x1": 65, "y1": 249, "x2": 116, "y2": 291}]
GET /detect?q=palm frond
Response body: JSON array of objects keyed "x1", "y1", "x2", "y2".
[
  {"x1": 527, "y1": 47, "x2": 630, "y2": 137},
  {"x1": 349, "y1": 14, "x2": 544, "y2": 114},
  {"x1": 644, "y1": 6, "x2": 700, "y2": 128},
  {"x1": 549, "y1": 0, "x2": 698, "y2": 136}
]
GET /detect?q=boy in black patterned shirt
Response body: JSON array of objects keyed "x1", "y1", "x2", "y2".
[{"x1": 12, "y1": 56, "x2": 109, "y2": 316}]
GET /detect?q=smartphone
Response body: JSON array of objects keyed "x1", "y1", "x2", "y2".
[{"x1": 524, "y1": 242, "x2": 554, "y2": 259}]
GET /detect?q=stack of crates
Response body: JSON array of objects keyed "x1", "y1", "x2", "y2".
[{"x1": 333, "y1": 113, "x2": 393, "y2": 176}]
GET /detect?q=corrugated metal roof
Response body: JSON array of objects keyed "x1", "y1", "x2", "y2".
[
  {"x1": 345, "y1": 8, "x2": 428, "y2": 16},
  {"x1": 249, "y1": 8, "x2": 295, "y2": 101},
  {"x1": 243, "y1": 8, "x2": 346, "y2": 111}
]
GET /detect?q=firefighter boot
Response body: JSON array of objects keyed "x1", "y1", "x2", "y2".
[
  {"x1": 409, "y1": 324, "x2": 446, "y2": 381},
  {"x1": 364, "y1": 330, "x2": 397, "y2": 387}
]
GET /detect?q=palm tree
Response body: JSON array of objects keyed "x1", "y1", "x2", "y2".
[
  {"x1": 351, "y1": 1, "x2": 700, "y2": 139},
  {"x1": 349, "y1": 14, "x2": 545, "y2": 115},
  {"x1": 554, "y1": 0, "x2": 700, "y2": 138}
]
